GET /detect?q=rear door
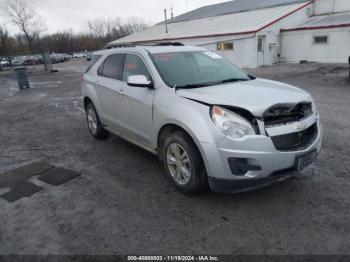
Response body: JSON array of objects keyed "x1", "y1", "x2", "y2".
[
  {"x1": 116, "y1": 53, "x2": 155, "y2": 146},
  {"x1": 95, "y1": 53, "x2": 126, "y2": 128}
]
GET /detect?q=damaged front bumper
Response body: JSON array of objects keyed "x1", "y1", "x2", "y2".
[{"x1": 200, "y1": 117, "x2": 322, "y2": 193}]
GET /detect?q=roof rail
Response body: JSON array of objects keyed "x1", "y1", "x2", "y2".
[
  {"x1": 104, "y1": 43, "x2": 135, "y2": 49},
  {"x1": 104, "y1": 41, "x2": 184, "y2": 49},
  {"x1": 147, "y1": 42, "x2": 184, "y2": 46}
]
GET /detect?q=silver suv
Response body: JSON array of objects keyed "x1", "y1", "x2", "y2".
[{"x1": 82, "y1": 43, "x2": 322, "y2": 194}]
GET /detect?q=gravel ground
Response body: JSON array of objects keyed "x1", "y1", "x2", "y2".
[{"x1": 0, "y1": 59, "x2": 349, "y2": 255}]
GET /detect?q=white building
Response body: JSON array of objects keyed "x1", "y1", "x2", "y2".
[
  {"x1": 110, "y1": 0, "x2": 350, "y2": 68},
  {"x1": 281, "y1": 0, "x2": 350, "y2": 63}
]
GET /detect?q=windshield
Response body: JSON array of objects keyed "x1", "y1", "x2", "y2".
[{"x1": 151, "y1": 51, "x2": 250, "y2": 89}]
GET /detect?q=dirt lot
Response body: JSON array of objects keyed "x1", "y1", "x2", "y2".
[{"x1": 0, "y1": 59, "x2": 349, "y2": 255}]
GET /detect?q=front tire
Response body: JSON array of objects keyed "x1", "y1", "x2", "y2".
[
  {"x1": 162, "y1": 131, "x2": 208, "y2": 194},
  {"x1": 85, "y1": 102, "x2": 109, "y2": 140}
]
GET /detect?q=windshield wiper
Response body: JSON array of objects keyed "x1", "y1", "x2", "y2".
[
  {"x1": 221, "y1": 78, "x2": 250, "y2": 83},
  {"x1": 176, "y1": 78, "x2": 250, "y2": 90},
  {"x1": 176, "y1": 82, "x2": 218, "y2": 89}
]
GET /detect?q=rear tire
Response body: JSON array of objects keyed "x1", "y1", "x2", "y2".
[
  {"x1": 162, "y1": 131, "x2": 208, "y2": 194},
  {"x1": 85, "y1": 102, "x2": 109, "y2": 140}
]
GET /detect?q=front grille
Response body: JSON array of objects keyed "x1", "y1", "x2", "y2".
[
  {"x1": 271, "y1": 123, "x2": 318, "y2": 151},
  {"x1": 263, "y1": 102, "x2": 313, "y2": 128}
]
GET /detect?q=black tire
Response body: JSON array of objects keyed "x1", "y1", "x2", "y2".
[
  {"x1": 85, "y1": 102, "x2": 109, "y2": 140},
  {"x1": 162, "y1": 131, "x2": 208, "y2": 194}
]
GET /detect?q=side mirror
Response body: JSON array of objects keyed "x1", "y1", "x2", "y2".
[
  {"x1": 248, "y1": 74, "x2": 256, "y2": 80},
  {"x1": 127, "y1": 75, "x2": 153, "y2": 88}
]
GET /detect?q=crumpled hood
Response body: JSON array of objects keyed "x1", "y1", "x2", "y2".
[{"x1": 177, "y1": 78, "x2": 312, "y2": 116}]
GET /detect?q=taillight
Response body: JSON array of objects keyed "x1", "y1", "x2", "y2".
[{"x1": 81, "y1": 75, "x2": 84, "y2": 82}]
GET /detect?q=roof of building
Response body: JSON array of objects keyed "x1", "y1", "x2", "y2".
[
  {"x1": 110, "y1": 1, "x2": 312, "y2": 44},
  {"x1": 282, "y1": 12, "x2": 350, "y2": 31},
  {"x1": 167, "y1": 0, "x2": 310, "y2": 24}
]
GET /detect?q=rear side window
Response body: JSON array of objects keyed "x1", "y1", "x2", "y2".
[
  {"x1": 85, "y1": 55, "x2": 102, "y2": 73},
  {"x1": 122, "y1": 54, "x2": 151, "y2": 82},
  {"x1": 98, "y1": 54, "x2": 125, "y2": 80}
]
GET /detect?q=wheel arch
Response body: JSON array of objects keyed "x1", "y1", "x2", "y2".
[
  {"x1": 83, "y1": 96, "x2": 93, "y2": 110},
  {"x1": 82, "y1": 81, "x2": 102, "y2": 114},
  {"x1": 156, "y1": 122, "x2": 206, "y2": 164}
]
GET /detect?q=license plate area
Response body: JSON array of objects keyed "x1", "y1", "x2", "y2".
[{"x1": 295, "y1": 150, "x2": 317, "y2": 171}]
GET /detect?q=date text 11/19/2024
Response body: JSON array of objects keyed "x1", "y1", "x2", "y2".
[{"x1": 127, "y1": 255, "x2": 219, "y2": 261}]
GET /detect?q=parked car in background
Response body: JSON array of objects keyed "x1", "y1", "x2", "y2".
[
  {"x1": 49, "y1": 54, "x2": 59, "y2": 64},
  {"x1": 11, "y1": 55, "x2": 41, "y2": 66},
  {"x1": 12, "y1": 56, "x2": 25, "y2": 66},
  {"x1": 23, "y1": 56, "x2": 39, "y2": 65},
  {"x1": 82, "y1": 44, "x2": 322, "y2": 194},
  {"x1": 58, "y1": 54, "x2": 66, "y2": 62},
  {"x1": 32, "y1": 55, "x2": 44, "y2": 65},
  {"x1": 86, "y1": 52, "x2": 93, "y2": 61},
  {"x1": 73, "y1": 52, "x2": 87, "y2": 58},
  {"x1": 50, "y1": 53, "x2": 66, "y2": 63},
  {"x1": 63, "y1": 54, "x2": 71, "y2": 61},
  {"x1": 0, "y1": 60, "x2": 10, "y2": 67}
]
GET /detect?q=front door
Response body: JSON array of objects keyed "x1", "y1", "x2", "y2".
[
  {"x1": 95, "y1": 53, "x2": 126, "y2": 128},
  {"x1": 117, "y1": 53, "x2": 154, "y2": 147},
  {"x1": 257, "y1": 36, "x2": 266, "y2": 66}
]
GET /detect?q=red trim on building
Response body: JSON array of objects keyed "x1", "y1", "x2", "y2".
[
  {"x1": 132, "y1": 1, "x2": 314, "y2": 43},
  {"x1": 281, "y1": 23, "x2": 350, "y2": 32},
  {"x1": 134, "y1": 31, "x2": 257, "y2": 43},
  {"x1": 257, "y1": 1, "x2": 314, "y2": 32}
]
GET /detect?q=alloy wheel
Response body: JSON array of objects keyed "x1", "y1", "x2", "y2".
[
  {"x1": 166, "y1": 143, "x2": 192, "y2": 185},
  {"x1": 87, "y1": 108, "x2": 98, "y2": 135}
]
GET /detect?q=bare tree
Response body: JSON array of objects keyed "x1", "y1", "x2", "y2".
[
  {"x1": 2, "y1": 0, "x2": 46, "y2": 53},
  {"x1": 124, "y1": 17, "x2": 148, "y2": 34},
  {"x1": 87, "y1": 18, "x2": 107, "y2": 40},
  {"x1": 0, "y1": 25, "x2": 16, "y2": 67},
  {"x1": 87, "y1": 17, "x2": 148, "y2": 44},
  {"x1": 104, "y1": 18, "x2": 123, "y2": 41},
  {"x1": 0, "y1": 26, "x2": 8, "y2": 56},
  {"x1": 87, "y1": 17, "x2": 123, "y2": 43}
]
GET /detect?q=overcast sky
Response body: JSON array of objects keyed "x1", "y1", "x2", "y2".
[{"x1": 0, "y1": 0, "x2": 227, "y2": 35}]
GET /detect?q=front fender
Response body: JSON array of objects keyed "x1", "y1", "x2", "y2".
[{"x1": 153, "y1": 94, "x2": 224, "y2": 148}]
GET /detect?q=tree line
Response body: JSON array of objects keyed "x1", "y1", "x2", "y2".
[{"x1": 0, "y1": 0, "x2": 148, "y2": 57}]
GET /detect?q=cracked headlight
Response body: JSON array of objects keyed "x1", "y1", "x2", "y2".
[{"x1": 210, "y1": 106, "x2": 255, "y2": 138}]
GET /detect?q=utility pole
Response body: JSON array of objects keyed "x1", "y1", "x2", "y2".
[
  {"x1": 348, "y1": 56, "x2": 350, "y2": 80},
  {"x1": 164, "y1": 9, "x2": 168, "y2": 34},
  {"x1": 332, "y1": 0, "x2": 335, "y2": 14},
  {"x1": 0, "y1": 32, "x2": 3, "y2": 50},
  {"x1": 0, "y1": 33, "x2": 3, "y2": 72}
]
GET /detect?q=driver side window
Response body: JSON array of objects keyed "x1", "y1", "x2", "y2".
[
  {"x1": 98, "y1": 54, "x2": 125, "y2": 80},
  {"x1": 122, "y1": 54, "x2": 151, "y2": 82}
]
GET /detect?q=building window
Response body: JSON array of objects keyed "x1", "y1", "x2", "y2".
[
  {"x1": 313, "y1": 36, "x2": 328, "y2": 44},
  {"x1": 217, "y1": 42, "x2": 233, "y2": 51}
]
